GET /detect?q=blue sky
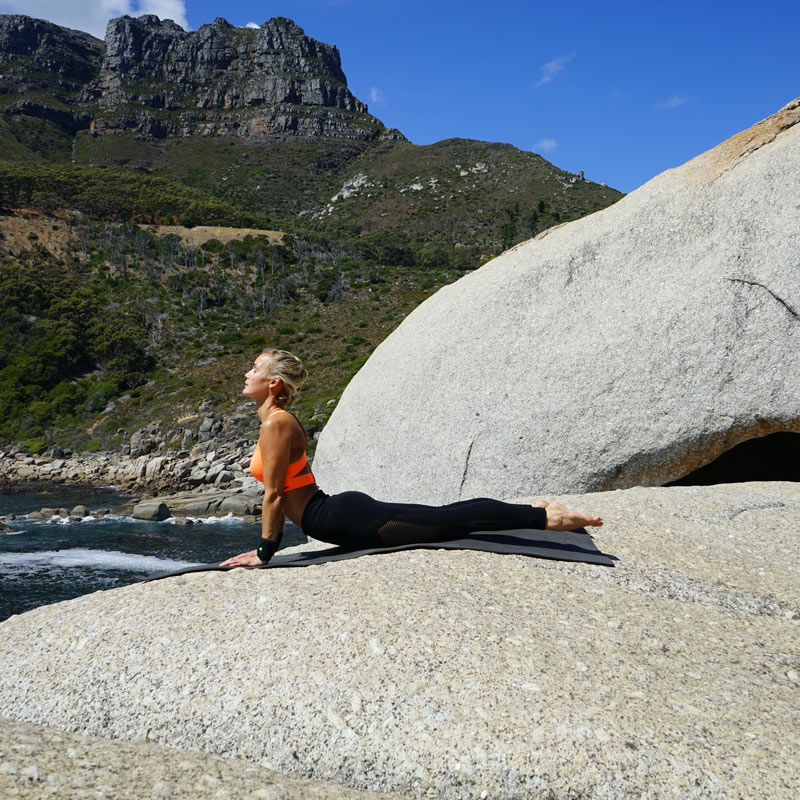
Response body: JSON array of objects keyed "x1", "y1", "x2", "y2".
[{"x1": 4, "y1": 0, "x2": 799, "y2": 192}]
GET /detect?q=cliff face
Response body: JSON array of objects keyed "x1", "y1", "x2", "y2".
[
  {"x1": 95, "y1": 16, "x2": 362, "y2": 112},
  {"x1": 0, "y1": 14, "x2": 396, "y2": 144},
  {"x1": 0, "y1": 14, "x2": 102, "y2": 95}
]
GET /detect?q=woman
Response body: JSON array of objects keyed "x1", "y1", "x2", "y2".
[{"x1": 221, "y1": 349, "x2": 603, "y2": 568}]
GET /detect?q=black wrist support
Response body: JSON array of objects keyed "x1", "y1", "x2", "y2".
[{"x1": 256, "y1": 535, "x2": 281, "y2": 563}]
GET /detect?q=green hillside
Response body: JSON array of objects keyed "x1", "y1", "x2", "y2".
[
  {"x1": 0, "y1": 212, "x2": 460, "y2": 454},
  {"x1": 0, "y1": 161, "x2": 270, "y2": 226},
  {"x1": 0, "y1": 13, "x2": 625, "y2": 456}
]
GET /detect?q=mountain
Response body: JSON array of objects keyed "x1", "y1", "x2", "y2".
[
  {"x1": 0, "y1": 14, "x2": 622, "y2": 238},
  {"x1": 0, "y1": 15, "x2": 398, "y2": 163},
  {"x1": 84, "y1": 15, "x2": 398, "y2": 142},
  {"x1": 0, "y1": 15, "x2": 101, "y2": 160}
]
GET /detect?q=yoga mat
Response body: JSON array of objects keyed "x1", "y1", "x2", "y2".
[{"x1": 147, "y1": 527, "x2": 615, "y2": 582}]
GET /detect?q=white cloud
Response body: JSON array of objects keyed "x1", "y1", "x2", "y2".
[
  {"x1": 534, "y1": 53, "x2": 574, "y2": 88},
  {"x1": 246, "y1": 22, "x2": 260, "y2": 29},
  {"x1": 0, "y1": 0, "x2": 189, "y2": 39},
  {"x1": 369, "y1": 86, "x2": 385, "y2": 105},
  {"x1": 534, "y1": 138, "x2": 558, "y2": 154},
  {"x1": 654, "y1": 95, "x2": 688, "y2": 110}
]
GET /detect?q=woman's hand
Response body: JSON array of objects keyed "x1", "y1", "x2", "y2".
[{"x1": 219, "y1": 549, "x2": 264, "y2": 568}]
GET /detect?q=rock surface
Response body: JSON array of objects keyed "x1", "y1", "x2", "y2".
[
  {"x1": 0, "y1": 717, "x2": 405, "y2": 800},
  {"x1": 314, "y1": 99, "x2": 800, "y2": 504},
  {"x1": 150, "y1": 487, "x2": 263, "y2": 517},
  {"x1": 131, "y1": 499, "x2": 170, "y2": 521},
  {"x1": 1, "y1": 483, "x2": 798, "y2": 799}
]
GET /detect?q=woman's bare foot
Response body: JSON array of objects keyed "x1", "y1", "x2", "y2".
[{"x1": 534, "y1": 500, "x2": 603, "y2": 531}]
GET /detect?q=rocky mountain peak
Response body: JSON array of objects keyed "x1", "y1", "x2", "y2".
[
  {"x1": 93, "y1": 14, "x2": 363, "y2": 113},
  {"x1": 0, "y1": 13, "x2": 395, "y2": 144},
  {"x1": 0, "y1": 14, "x2": 103, "y2": 94}
]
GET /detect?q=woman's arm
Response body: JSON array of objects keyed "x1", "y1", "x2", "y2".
[{"x1": 220, "y1": 414, "x2": 292, "y2": 568}]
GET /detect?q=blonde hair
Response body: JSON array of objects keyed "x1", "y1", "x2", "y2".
[{"x1": 262, "y1": 349, "x2": 307, "y2": 406}]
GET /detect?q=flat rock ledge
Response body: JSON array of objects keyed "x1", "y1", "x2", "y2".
[
  {"x1": 0, "y1": 717, "x2": 405, "y2": 800},
  {"x1": 131, "y1": 488, "x2": 263, "y2": 520},
  {"x1": 0, "y1": 482, "x2": 798, "y2": 799}
]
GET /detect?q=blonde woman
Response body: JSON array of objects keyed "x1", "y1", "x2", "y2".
[{"x1": 221, "y1": 350, "x2": 603, "y2": 568}]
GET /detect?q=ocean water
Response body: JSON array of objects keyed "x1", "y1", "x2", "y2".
[{"x1": 0, "y1": 485, "x2": 303, "y2": 621}]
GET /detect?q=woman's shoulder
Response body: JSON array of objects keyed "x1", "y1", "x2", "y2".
[{"x1": 261, "y1": 407, "x2": 299, "y2": 434}]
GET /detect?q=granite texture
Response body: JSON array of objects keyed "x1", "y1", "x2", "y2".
[
  {"x1": 312, "y1": 99, "x2": 800, "y2": 504},
  {"x1": 0, "y1": 717, "x2": 406, "y2": 799},
  {"x1": 0, "y1": 483, "x2": 798, "y2": 799}
]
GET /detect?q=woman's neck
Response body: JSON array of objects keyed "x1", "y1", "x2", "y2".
[{"x1": 256, "y1": 397, "x2": 284, "y2": 423}]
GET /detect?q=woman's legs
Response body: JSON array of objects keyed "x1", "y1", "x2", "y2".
[
  {"x1": 373, "y1": 496, "x2": 548, "y2": 545},
  {"x1": 301, "y1": 491, "x2": 549, "y2": 548}
]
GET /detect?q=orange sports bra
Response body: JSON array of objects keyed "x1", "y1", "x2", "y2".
[{"x1": 249, "y1": 441, "x2": 316, "y2": 492}]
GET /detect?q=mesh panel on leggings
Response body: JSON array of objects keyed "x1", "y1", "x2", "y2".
[{"x1": 377, "y1": 519, "x2": 448, "y2": 546}]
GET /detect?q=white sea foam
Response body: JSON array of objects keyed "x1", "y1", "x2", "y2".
[
  {"x1": 0, "y1": 549, "x2": 199, "y2": 573},
  {"x1": 25, "y1": 513, "x2": 152, "y2": 525},
  {"x1": 179, "y1": 512, "x2": 244, "y2": 525}
]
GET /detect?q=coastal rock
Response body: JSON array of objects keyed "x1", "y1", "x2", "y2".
[
  {"x1": 129, "y1": 428, "x2": 157, "y2": 457},
  {"x1": 313, "y1": 99, "x2": 800, "y2": 504},
  {"x1": 187, "y1": 466, "x2": 208, "y2": 484},
  {"x1": 0, "y1": 483, "x2": 798, "y2": 799},
  {"x1": 70, "y1": 505, "x2": 89, "y2": 518},
  {"x1": 131, "y1": 500, "x2": 170, "y2": 521},
  {"x1": 204, "y1": 461, "x2": 226, "y2": 482},
  {"x1": 218, "y1": 494, "x2": 260, "y2": 516},
  {"x1": 149, "y1": 488, "x2": 262, "y2": 517},
  {"x1": 214, "y1": 470, "x2": 234, "y2": 485},
  {"x1": 144, "y1": 456, "x2": 169, "y2": 483}
]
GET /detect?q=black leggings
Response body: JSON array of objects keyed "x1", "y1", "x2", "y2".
[{"x1": 300, "y1": 490, "x2": 547, "y2": 548}]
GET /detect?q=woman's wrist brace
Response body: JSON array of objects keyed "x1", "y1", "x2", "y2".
[{"x1": 256, "y1": 534, "x2": 282, "y2": 563}]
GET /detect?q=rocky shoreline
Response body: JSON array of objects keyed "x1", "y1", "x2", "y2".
[
  {"x1": 0, "y1": 434, "x2": 257, "y2": 494},
  {"x1": 0, "y1": 435, "x2": 266, "y2": 523}
]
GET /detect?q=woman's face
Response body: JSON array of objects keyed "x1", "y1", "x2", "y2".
[{"x1": 243, "y1": 354, "x2": 273, "y2": 399}]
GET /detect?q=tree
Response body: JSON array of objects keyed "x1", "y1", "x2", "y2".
[{"x1": 500, "y1": 221, "x2": 516, "y2": 250}]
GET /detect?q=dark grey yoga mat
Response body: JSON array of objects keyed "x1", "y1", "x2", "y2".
[{"x1": 148, "y1": 527, "x2": 615, "y2": 581}]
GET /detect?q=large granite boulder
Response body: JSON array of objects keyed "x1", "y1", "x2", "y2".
[
  {"x1": 313, "y1": 99, "x2": 800, "y2": 504},
  {"x1": 0, "y1": 483, "x2": 797, "y2": 799}
]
